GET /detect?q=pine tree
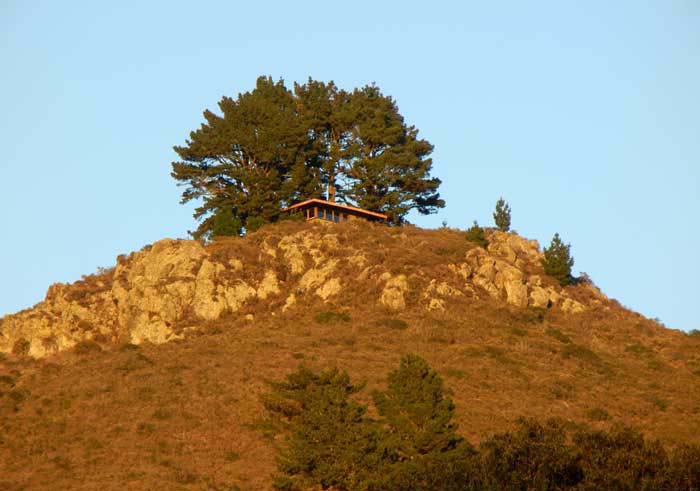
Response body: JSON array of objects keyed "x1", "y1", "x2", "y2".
[
  {"x1": 493, "y1": 197, "x2": 511, "y2": 232},
  {"x1": 479, "y1": 418, "x2": 584, "y2": 490},
  {"x1": 371, "y1": 355, "x2": 479, "y2": 490},
  {"x1": 264, "y1": 366, "x2": 380, "y2": 490},
  {"x1": 171, "y1": 76, "x2": 445, "y2": 238},
  {"x1": 542, "y1": 233, "x2": 574, "y2": 286},
  {"x1": 465, "y1": 221, "x2": 488, "y2": 248}
]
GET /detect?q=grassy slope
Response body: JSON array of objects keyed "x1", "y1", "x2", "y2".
[{"x1": 1, "y1": 223, "x2": 699, "y2": 490}]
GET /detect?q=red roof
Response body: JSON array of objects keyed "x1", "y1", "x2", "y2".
[{"x1": 282, "y1": 198, "x2": 388, "y2": 220}]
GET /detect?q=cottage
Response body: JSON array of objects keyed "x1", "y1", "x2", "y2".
[{"x1": 282, "y1": 198, "x2": 387, "y2": 223}]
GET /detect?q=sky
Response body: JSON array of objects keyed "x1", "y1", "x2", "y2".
[{"x1": 1, "y1": 1, "x2": 698, "y2": 332}]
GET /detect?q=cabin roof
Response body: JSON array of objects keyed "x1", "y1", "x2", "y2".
[{"x1": 282, "y1": 198, "x2": 388, "y2": 220}]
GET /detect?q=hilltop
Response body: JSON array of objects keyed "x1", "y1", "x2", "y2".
[{"x1": 1, "y1": 221, "x2": 699, "y2": 490}]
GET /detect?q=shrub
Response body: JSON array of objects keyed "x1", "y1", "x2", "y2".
[
  {"x1": 562, "y1": 344, "x2": 599, "y2": 363},
  {"x1": 376, "y1": 318, "x2": 409, "y2": 330},
  {"x1": 315, "y1": 311, "x2": 351, "y2": 324},
  {"x1": 493, "y1": 197, "x2": 511, "y2": 232},
  {"x1": 624, "y1": 343, "x2": 652, "y2": 356},
  {"x1": 546, "y1": 328, "x2": 572, "y2": 344},
  {"x1": 479, "y1": 418, "x2": 584, "y2": 490},
  {"x1": 586, "y1": 407, "x2": 611, "y2": 421},
  {"x1": 542, "y1": 233, "x2": 574, "y2": 286},
  {"x1": 225, "y1": 450, "x2": 241, "y2": 462},
  {"x1": 665, "y1": 444, "x2": 700, "y2": 490},
  {"x1": 465, "y1": 221, "x2": 488, "y2": 248},
  {"x1": 263, "y1": 361, "x2": 696, "y2": 490},
  {"x1": 73, "y1": 340, "x2": 103, "y2": 356},
  {"x1": 574, "y1": 425, "x2": 669, "y2": 490},
  {"x1": 11, "y1": 338, "x2": 31, "y2": 357}
]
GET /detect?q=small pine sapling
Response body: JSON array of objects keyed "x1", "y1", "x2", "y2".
[
  {"x1": 542, "y1": 233, "x2": 574, "y2": 286},
  {"x1": 465, "y1": 221, "x2": 488, "y2": 248},
  {"x1": 493, "y1": 197, "x2": 511, "y2": 232}
]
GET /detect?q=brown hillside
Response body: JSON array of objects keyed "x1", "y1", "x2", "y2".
[{"x1": 1, "y1": 221, "x2": 699, "y2": 490}]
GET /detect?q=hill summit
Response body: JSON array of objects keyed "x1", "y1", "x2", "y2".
[
  {"x1": 2, "y1": 221, "x2": 600, "y2": 357},
  {"x1": 1, "y1": 221, "x2": 699, "y2": 490}
]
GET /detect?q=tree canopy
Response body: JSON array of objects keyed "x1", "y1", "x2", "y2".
[{"x1": 171, "y1": 76, "x2": 445, "y2": 238}]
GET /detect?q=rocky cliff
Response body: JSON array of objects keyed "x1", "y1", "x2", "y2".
[{"x1": 0, "y1": 221, "x2": 609, "y2": 358}]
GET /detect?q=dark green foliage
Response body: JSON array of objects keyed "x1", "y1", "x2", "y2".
[
  {"x1": 208, "y1": 209, "x2": 243, "y2": 238},
  {"x1": 542, "y1": 233, "x2": 574, "y2": 286},
  {"x1": 265, "y1": 357, "x2": 480, "y2": 491},
  {"x1": 371, "y1": 354, "x2": 480, "y2": 490},
  {"x1": 264, "y1": 359, "x2": 699, "y2": 491},
  {"x1": 479, "y1": 418, "x2": 584, "y2": 490},
  {"x1": 688, "y1": 329, "x2": 700, "y2": 338},
  {"x1": 373, "y1": 354, "x2": 461, "y2": 456},
  {"x1": 665, "y1": 444, "x2": 700, "y2": 490},
  {"x1": 493, "y1": 197, "x2": 511, "y2": 232},
  {"x1": 574, "y1": 426, "x2": 669, "y2": 490},
  {"x1": 465, "y1": 221, "x2": 488, "y2": 248},
  {"x1": 172, "y1": 76, "x2": 444, "y2": 238},
  {"x1": 264, "y1": 366, "x2": 379, "y2": 490}
]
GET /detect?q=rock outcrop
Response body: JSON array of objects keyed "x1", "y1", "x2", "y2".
[{"x1": 0, "y1": 224, "x2": 605, "y2": 358}]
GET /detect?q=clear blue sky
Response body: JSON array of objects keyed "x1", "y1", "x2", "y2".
[{"x1": 1, "y1": 1, "x2": 698, "y2": 332}]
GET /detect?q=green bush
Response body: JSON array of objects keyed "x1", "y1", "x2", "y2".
[
  {"x1": 465, "y1": 221, "x2": 488, "y2": 248},
  {"x1": 264, "y1": 358, "x2": 697, "y2": 490},
  {"x1": 542, "y1": 233, "x2": 574, "y2": 286}
]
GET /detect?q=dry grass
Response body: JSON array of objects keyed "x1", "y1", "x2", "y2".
[{"x1": 1, "y1": 222, "x2": 699, "y2": 490}]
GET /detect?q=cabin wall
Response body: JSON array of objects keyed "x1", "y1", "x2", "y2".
[{"x1": 287, "y1": 204, "x2": 383, "y2": 223}]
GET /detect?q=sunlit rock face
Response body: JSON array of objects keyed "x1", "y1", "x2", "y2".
[{"x1": 0, "y1": 223, "x2": 605, "y2": 358}]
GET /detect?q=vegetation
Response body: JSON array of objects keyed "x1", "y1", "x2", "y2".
[
  {"x1": 542, "y1": 232, "x2": 575, "y2": 286},
  {"x1": 171, "y1": 76, "x2": 444, "y2": 238},
  {"x1": 1, "y1": 223, "x2": 699, "y2": 490},
  {"x1": 265, "y1": 359, "x2": 700, "y2": 490},
  {"x1": 265, "y1": 355, "x2": 479, "y2": 490},
  {"x1": 493, "y1": 197, "x2": 511, "y2": 232},
  {"x1": 465, "y1": 220, "x2": 488, "y2": 248},
  {"x1": 314, "y1": 311, "x2": 351, "y2": 324}
]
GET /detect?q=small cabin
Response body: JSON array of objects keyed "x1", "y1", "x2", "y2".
[{"x1": 282, "y1": 199, "x2": 388, "y2": 223}]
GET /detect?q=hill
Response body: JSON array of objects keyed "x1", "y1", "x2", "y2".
[{"x1": 1, "y1": 221, "x2": 699, "y2": 490}]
